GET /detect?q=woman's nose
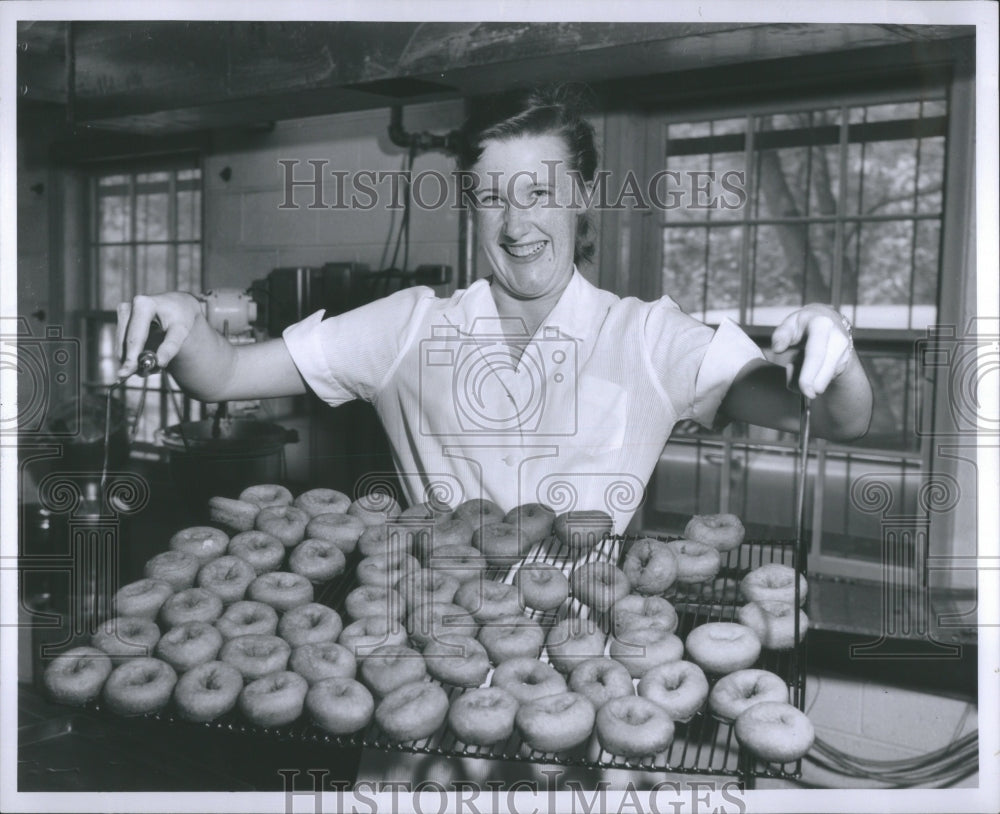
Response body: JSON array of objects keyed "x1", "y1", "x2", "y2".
[{"x1": 502, "y1": 203, "x2": 531, "y2": 239}]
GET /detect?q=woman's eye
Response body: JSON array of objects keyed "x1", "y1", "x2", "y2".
[
  {"x1": 531, "y1": 189, "x2": 551, "y2": 201},
  {"x1": 477, "y1": 193, "x2": 501, "y2": 208}
]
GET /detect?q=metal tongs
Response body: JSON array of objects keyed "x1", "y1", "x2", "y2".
[{"x1": 792, "y1": 395, "x2": 811, "y2": 707}]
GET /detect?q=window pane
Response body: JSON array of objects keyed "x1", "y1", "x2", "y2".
[
  {"x1": 137, "y1": 244, "x2": 169, "y2": 294},
  {"x1": 853, "y1": 220, "x2": 915, "y2": 328},
  {"x1": 177, "y1": 189, "x2": 201, "y2": 240},
  {"x1": 916, "y1": 135, "x2": 945, "y2": 214},
  {"x1": 861, "y1": 138, "x2": 920, "y2": 217},
  {"x1": 754, "y1": 145, "x2": 809, "y2": 219},
  {"x1": 664, "y1": 154, "x2": 712, "y2": 223},
  {"x1": 177, "y1": 243, "x2": 202, "y2": 293},
  {"x1": 912, "y1": 220, "x2": 940, "y2": 329},
  {"x1": 662, "y1": 226, "x2": 708, "y2": 317},
  {"x1": 99, "y1": 188, "x2": 131, "y2": 243},
  {"x1": 136, "y1": 186, "x2": 169, "y2": 242},
  {"x1": 857, "y1": 352, "x2": 921, "y2": 452},
  {"x1": 704, "y1": 225, "x2": 742, "y2": 318},
  {"x1": 99, "y1": 245, "x2": 130, "y2": 310},
  {"x1": 748, "y1": 224, "x2": 805, "y2": 321}
]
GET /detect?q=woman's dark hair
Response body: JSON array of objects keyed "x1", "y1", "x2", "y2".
[{"x1": 456, "y1": 83, "x2": 599, "y2": 265}]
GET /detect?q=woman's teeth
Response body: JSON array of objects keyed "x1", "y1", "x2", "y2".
[{"x1": 505, "y1": 241, "x2": 546, "y2": 258}]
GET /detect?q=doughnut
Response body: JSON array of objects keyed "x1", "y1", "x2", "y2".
[
  {"x1": 454, "y1": 578, "x2": 522, "y2": 622},
  {"x1": 664, "y1": 540, "x2": 722, "y2": 585},
  {"x1": 477, "y1": 614, "x2": 545, "y2": 663},
  {"x1": 360, "y1": 644, "x2": 427, "y2": 697},
  {"x1": 612, "y1": 594, "x2": 678, "y2": 637},
  {"x1": 473, "y1": 522, "x2": 529, "y2": 567},
  {"x1": 102, "y1": 657, "x2": 177, "y2": 716},
  {"x1": 208, "y1": 496, "x2": 258, "y2": 533},
  {"x1": 91, "y1": 616, "x2": 161, "y2": 665},
  {"x1": 294, "y1": 488, "x2": 351, "y2": 517},
  {"x1": 448, "y1": 686, "x2": 520, "y2": 746},
  {"x1": 515, "y1": 562, "x2": 570, "y2": 611},
  {"x1": 609, "y1": 627, "x2": 684, "y2": 678},
  {"x1": 219, "y1": 633, "x2": 291, "y2": 681},
  {"x1": 637, "y1": 661, "x2": 710, "y2": 722},
  {"x1": 169, "y1": 526, "x2": 229, "y2": 565},
  {"x1": 453, "y1": 498, "x2": 506, "y2": 529},
  {"x1": 338, "y1": 615, "x2": 408, "y2": 660},
  {"x1": 395, "y1": 567, "x2": 460, "y2": 610},
  {"x1": 173, "y1": 660, "x2": 243, "y2": 722},
  {"x1": 422, "y1": 634, "x2": 491, "y2": 687},
  {"x1": 491, "y1": 656, "x2": 566, "y2": 703},
  {"x1": 197, "y1": 555, "x2": 256, "y2": 605},
  {"x1": 239, "y1": 670, "x2": 308, "y2": 727},
  {"x1": 545, "y1": 617, "x2": 607, "y2": 674},
  {"x1": 570, "y1": 561, "x2": 630, "y2": 612},
  {"x1": 685, "y1": 622, "x2": 761, "y2": 675},
  {"x1": 553, "y1": 510, "x2": 613, "y2": 551},
  {"x1": 622, "y1": 539, "x2": 678, "y2": 595},
  {"x1": 420, "y1": 516, "x2": 475, "y2": 560},
  {"x1": 708, "y1": 668, "x2": 788, "y2": 723},
  {"x1": 247, "y1": 571, "x2": 314, "y2": 612},
  {"x1": 358, "y1": 523, "x2": 413, "y2": 557},
  {"x1": 255, "y1": 505, "x2": 310, "y2": 548},
  {"x1": 289, "y1": 642, "x2": 357, "y2": 684},
  {"x1": 348, "y1": 492, "x2": 402, "y2": 527},
  {"x1": 306, "y1": 512, "x2": 366, "y2": 555},
  {"x1": 306, "y1": 677, "x2": 375, "y2": 734},
  {"x1": 375, "y1": 679, "x2": 449, "y2": 742},
  {"x1": 144, "y1": 550, "x2": 200, "y2": 591},
  {"x1": 288, "y1": 538, "x2": 347, "y2": 583},
  {"x1": 734, "y1": 701, "x2": 815, "y2": 763},
  {"x1": 740, "y1": 564, "x2": 808, "y2": 606},
  {"x1": 407, "y1": 601, "x2": 477, "y2": 647},
  {"x1": 113, "y1": 578, "x2": 174, "y2": 619},
  {"x1": 568, "y1": 657, "x2": 634, "y2": 709},
  {"x1": 595, "y1": 695, "x2": 675, "y2": 758},
  {"x1": 240, "y1": 483, "x2": 294, "y2": 509},
  {"x1": 684, "y1": 513, "x2": 745, "y2": 552},
  {"x1": 43, "y1": 646, "x2": 113, "y2": 706},
  {"x1": 399, "y1": 501, "x2": 453, "y2": 522},
  {"x1": 356, "y1": 551, "x2": 421, "y2": 590},
  {"x1": 277, "y1": 603, "x2": 343, "y2": 647},
  {"x1": 344, "y1": 584, "x2": 404, "y2": 623},
  {"x1": 737, "y1": 600, "x2": 809, "y2": 650},
  {"x1": 428, "y1": 544, "x2": 488, "y2": 584},
  {"x1": 215, "y1": 600, "x2": 279, "y2": 639},
  {"x1": 227, "y1": 530, "x2": 286, "y2": 575},
  {"x1": 503, "y1": 503, "x2": 556, "y2": 544},
  {"x1": 516, "y1": 691, "x2": 595, "y2": 753},
  {"x1": 155, "y1": 621, "x2": 223, "y2": 673},
  {"x1": 159, "y1": 587, "x2": 224, "y2": 628}
]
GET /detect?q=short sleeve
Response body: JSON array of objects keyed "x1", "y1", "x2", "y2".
[{"x1": 282, "y1": 286, "x2": 434, "y2": 405}]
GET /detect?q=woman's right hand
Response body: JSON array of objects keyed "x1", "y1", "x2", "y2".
[{"x1": 115, "y1": 292, "x2": 203, "y2": 379}]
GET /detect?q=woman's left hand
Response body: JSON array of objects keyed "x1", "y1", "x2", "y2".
[{"x1": 769, "y1": 304, "x2": 853, "y2": 400}]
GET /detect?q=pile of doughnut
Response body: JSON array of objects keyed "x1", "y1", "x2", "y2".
[{"x1": 44, "y1": 491, "x2": 813, "y2": 767}]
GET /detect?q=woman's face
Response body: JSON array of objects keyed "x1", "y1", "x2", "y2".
[{"x1": 471, "y1": 132, "x2": 586, "y2": 302}]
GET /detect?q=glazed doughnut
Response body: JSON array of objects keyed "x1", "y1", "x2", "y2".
[
  {"x1": 294, "y1": 488, "x2": 351, "y2": 518},
  {"x1": 91, "y1": 616, "x2": 161, "y2": 665},
  {"x1": 255, "y1": 505, "x2": 310, "y2": 548},
  {"x1": 454, "y1": 578, "x2": 522, "y2": 623},
  {"x1": 338, "y1": 615, "x2": 408, "y2": 660},
  {"x1": 448, "y1": 686, "x2": 519, "y2": 746},
  {"x1": 708, "y1": 668, "x2": 788, "y2": 723},
  {"x1": 289, "y1": 642, "x2": 357, "y2": 684},
  {"x1": 197, "y1": 555, "x2": 256, "y2": 605},
  {"x1": 208, "y1": 496, "x2": 258, "y2": 533},
  {"x1": 375, "y1": 679, "x2": 449, "y2": 742},
  {"x1": 422, "y1": 634, "x2": 491, "y2": 687},
  {"x1": 684, "y1": 513, "x2": 745, "y2": 552},
  {"x1": 159, "y1": 587, "x2": 224, "y2": 628},
  {"x1": 740, "y1": 564, "x2": 808, "y2": 606},
  {"x1": 43, "y1": 646, "x2": 113, "y2": 706},
  {"x1": 219, "y1": 633, "x2": 291, "y2": 681},
  {"x1": 348, "y1": 492, "x2": 402, "y2": 527},
  {"x1": 553, "y1": 510, "x2": 613, "y2": 551},
  {"x1": 503, "y1": 503, "x2": 555, "y2": 544},
  {"x1": 247, "y1": 571, "x2": 314, "y2": 612},
  {"x1": 570, "y1": 561, "x2": 630, "y2": 612},
  {"x1": 306, "y1": 677, "x2": 375, "y2": 734},
  {"x1": 344, "y1": 584, "x2": 404, "y2": 623},
  {"x1": 144, "y1": 550, "x2": 200, "y2": 591},
  {"x1": 428, "y1": 544, "x2": 488, "y2": 584},
  {"x1": 407, "y1": 601, "x2": 477, "y2": 647},
  {"x1": 214, "y1": 600, "x2": 279, "y2": 640},
  {"x1": 516, "y1": 691, "x2": 596, "y2": 753},
  {"x1": 155, "y1": 621, "x2": 223, "y2": 673},
  {"x1": 239, "y1": 670, "x2": 308, "y2": 727},
  {"x1": 420, "y1": 516, "x2": 475, "y2": 560},
  {"x1": 596, "y1": 695, "x2": 675, "y2": 758},
  {"x1": 173, "y1": 660, "x2": 243, "y2": 722},
  {"x1": 239, "y1": 483, "x2": 294, "y2": 509},
  {"x1": 638, "y1": 660, "x2": 710, "y2": 722},
  {"x1": 737, "y1": 600, "x2": 809, "y2": 650},
  {"x1": 277, "y1": 602, "x2": 343, "y2": 647},
  {"x1": 664, "y1": 540, "x2": 722, "y2": 585},
  {"x1": 102, "y1": 657, "x2": 177, "y2": 716},
  {"x1": 491, "y1": 656, "x2": 566, "y2": 704},
  {"x1": 545, "y1": 617, "x2": 607, "y2": 674},
  {"x1": 113, "y1": 579, "x2": 174, "y2": 620},
  {"x1": 568, "y1": 657, "x2": 634, "y2": 709},
  {"x1": 685, "y1": 622, "x2": 761, "y2": 675},
  {"x1": 357, "y1": 523, "x2": 413, "y2": 557},
  {"x1": 622, "y1": 539, "x2": 678, "y2": 595},
  {"x1": 356, "y1": 551, "x2": 421, "y2": 590},
  {"x1": 612, "y1": 594, "x2": 678, "y2": 637},
  {"x1": 360, "y1": 643, "x2": 427, "y2": 697},
  {"x1": 477, "y1": 614, "x2": 545, "y2": 663},
  {"x1": 306, "y1": 512, "x2": 366, "y2": 555},
  {"x1": 473, "y1": 522, "x2": 529, "y2": 567},
  {"x1": 453, "y1": 498, "x2": 506, "y2": 529},
  {"x1": 227, "y1": 530, "x2": 285, "y2": 575},
  {"x1": 609, "y1": 627, "x2": 684, "y2": 678},
  {"x1": 515, "y1": 562, "x2": 570, "y2": 611},
  {"x1": 394, "y1": 567, "x2": 460, "y2": 610},
  {"x1": 288, "y1": 538, "x2": 347, "y2": 583},
  {"x1": 734, "y1": 701, "x2": 815, "y2": 763},
  {"x1": 169, "y1": 526, "x2": 229, "y2": 565}
]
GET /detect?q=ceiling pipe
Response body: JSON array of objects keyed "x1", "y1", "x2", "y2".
[{"x1": 387, "y1": 105, "x2": 460, "y2": 155}]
